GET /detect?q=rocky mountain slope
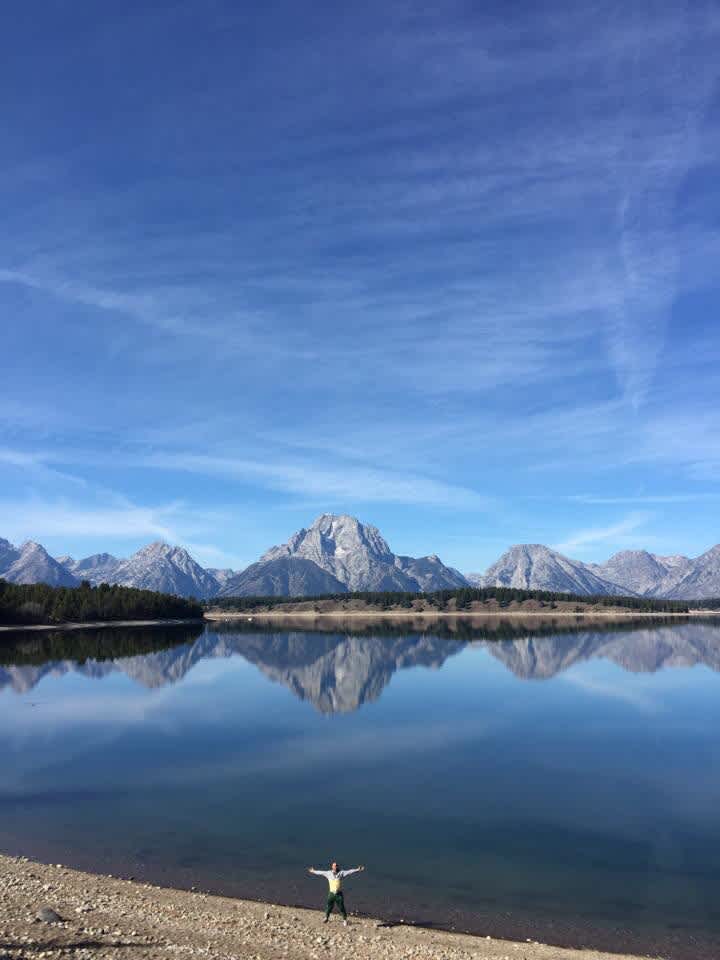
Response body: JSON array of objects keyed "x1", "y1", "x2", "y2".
[
  {"x1": 218, "y1": 556, "x2": 348, "y2": 597},
  {"x1": 470, "y1": 543, "x2": 720, "y2": 601},
  {"x1": 393, "y1": 553, "x2": 468, "y2": 591},
  {"x1": 590, "y1": 550, "x2": 693, "y2": 597},
  {"x1": 0, "y1": 538, "x2": 20, "y2": 572},
  {"x1": 206, "y1": 567, "x2": 238, "y2": 590},
  {"x1": 0, "y1": 540, "x2": 79, "y2": 587},
  {"x1": 258, "y1": 513, "x2": 467, "y2": 593},
  {"x1": 472, "y1": 544, "x2": 623, "y2": 595},
  {"x1": 60, "y1": 552, "x2": 121, "y2": 585},
  {"x1": 665, "y1": 544, "x2": 720, "y2": 600},
  {"x1": 110, "y1": 542, "x2": 220, "y2": 599},
  {"x1": 3, "y1": 537, "x2": 233, "y2": 599},
  {"x1": 645, "y1": 555, "x2": 695, "y2": 598},
  {"x1": 589, "y1": 550, "x2": 671, "y2": 595}
]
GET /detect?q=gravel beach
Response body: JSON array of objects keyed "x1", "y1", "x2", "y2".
[{"x1": 0, "y1": 854, "x2": 653, "y2": 960}]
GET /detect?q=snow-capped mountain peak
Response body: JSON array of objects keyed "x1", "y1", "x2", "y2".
[
  {"x1": 255, "y1": 513, "x2": 465, "y2": 593},
  {"x1": 110, "y1": 542, "x2": 219, "y2": 599}
]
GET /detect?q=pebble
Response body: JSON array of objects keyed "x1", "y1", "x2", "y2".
[{"x1": 35, "y1": 907, "x2": 62, "y2": 923}]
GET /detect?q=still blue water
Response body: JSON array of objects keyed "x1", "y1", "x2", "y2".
[{"x1": 1, "y1": 620, "x2": 719, "y2": 958}]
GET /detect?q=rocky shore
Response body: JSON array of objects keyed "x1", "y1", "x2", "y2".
[{"x1": 0, "y1": 854, "x2": 652, "y2": 960}]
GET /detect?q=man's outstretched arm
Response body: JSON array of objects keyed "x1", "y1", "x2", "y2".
[
  {"x1": 339, "y1": 866, "x2": 365, "y2": 877},
  {"x1": 307, "y1": 868, "x2": 332, "y2": 878}
]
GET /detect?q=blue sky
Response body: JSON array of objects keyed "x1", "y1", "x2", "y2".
[{"x1": 2, "y1": 0, "x2": 720, "y2": 572}]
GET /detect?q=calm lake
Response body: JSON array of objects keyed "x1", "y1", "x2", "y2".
[{"x1": 1, "y1": 618, "x2": 719, "y2": 959}]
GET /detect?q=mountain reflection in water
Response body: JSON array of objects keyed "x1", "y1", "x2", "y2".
[{"x1": 1, "y1": 618, "x2": 719, "y2": 712}]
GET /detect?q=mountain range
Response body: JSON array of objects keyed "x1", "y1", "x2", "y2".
[
  {"x1": 0, "y1": 538, "x2": 78, "y2": 587},
  {"x1": 467, "y1": 543, "x2": 720, "y2": 600},
  {"x1": 1, "y1": 514, "x2": 720, "y2": 601}
]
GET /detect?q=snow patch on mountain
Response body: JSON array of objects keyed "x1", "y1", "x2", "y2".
[
  {"x1": 259, "y1": 513, "x2": 467, "y2": 593},
  {"x1": 111, "y1": 542, "x2": 219, "y2": 598}
]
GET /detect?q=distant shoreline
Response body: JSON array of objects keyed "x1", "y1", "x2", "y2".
[
  {"x1": 205, "y1": 609, "x2": 720, "y2": 620},
  {"x1": 0, "y1": 617, "x2": 203, "y2": 633},
  {"x1": 2, "y1": 609, "x2": 718, "y2": 634}
]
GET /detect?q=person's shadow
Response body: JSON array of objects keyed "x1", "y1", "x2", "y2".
[
  {"x1": 374, "y1": 919, "x2": 451, "y2": 930},
  {"x1": 0, "y1": 936, "x2": 150, "y2": 954}
]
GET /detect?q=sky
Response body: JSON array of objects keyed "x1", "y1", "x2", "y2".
[{"x1": 1, "y1": 0, "x2": 720, "y2": 573}]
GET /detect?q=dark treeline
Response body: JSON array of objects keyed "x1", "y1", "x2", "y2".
[
  {"x1": 695, "y1": 597, "x2": 720, "y2": 610},
  {"x1": 208, "y1": 585, "x2": 690, "y2": 614},
  {"x1": 0, "y1": 623, "x2": 204, "y2": 665},
  {"x1": 0, "y1": 579, "x2": 204, "y2": 625}
]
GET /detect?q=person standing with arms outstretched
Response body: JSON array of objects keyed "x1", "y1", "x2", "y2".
[{"x1": 307, "y1": 861, "x2": 365, "y2": 924}]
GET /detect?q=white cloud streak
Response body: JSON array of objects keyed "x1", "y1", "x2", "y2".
[
  {"x1": 5, "y1": 445, "x2": 493, "y2": 510},
  {"x1": 134, "y1": 452, "x2": 492, "y2": 508},
  {"x1": 570, "y1": 494, "x2": 720, "y2": 506},
  {"x1": 0, "y1": 499, "x2": 180, "y2": 542},
  {"x1": 553, "y1": 512, "x2": 651, "y2": 555}
]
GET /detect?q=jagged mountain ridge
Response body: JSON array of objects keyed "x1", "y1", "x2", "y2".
[
  {"x1": 206, "y1": 568, "x2": 237, "y2": 589},
  {"x1": 664, "y1": 544, "x2": 720, "y2": 601},
  {"x1": 589, "y1": 550, "x2": 694, "y2": 597},
  {"x1": 256, "y1": 513, "x2": 468, "y2": 594},
  {"x1": 470, "y1": 543, "x2": 720, "y2": 600},
  {"x1": 0, "y1": 540, "x2": 79, "y2": 587},
  {"x1": 589, "y1": 550, "x2": 671, "y2": 595},
  {"x1": 472, "y1": 544, "x2": 623, "y2": 596},
  {"x1": 63, "y1": 552, "x2": 121, "y2": 585},
  {"x1": 110, "y1": 542, "x2": 220, "y2": 599},
  {"x1": 0, "y1": 538, "x2": 20, "y2": 572},
  {"x1": 1, "y1": 539, "x2": 226, "y2": 598}
]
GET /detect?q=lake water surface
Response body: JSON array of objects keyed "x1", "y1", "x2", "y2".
[{"x1": 1, "y1": 618, "x2": 719, "y2": 959}]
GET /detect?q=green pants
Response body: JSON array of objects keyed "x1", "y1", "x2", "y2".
[{"x1": 325, "y1": 891, "x2": 347, "y2": 919}]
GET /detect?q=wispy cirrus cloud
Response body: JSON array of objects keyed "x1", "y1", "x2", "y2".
[
  {"x1": 141, "y1": 452, "x2": 492, "y2": 508},
  {"x1": 0, "y1": 446, "x2": 90, "y2": 491},
  {"x1": 0, "y1": 493, "x2": 246, "y2": 567},
  {"x1": 553, "y1": 512, "x2": 651, "y2": 555},
  {"x1": 0, "y1": 498, "x2": 182, "y2": 543},
  {"x1": 570, "y1": 494, "x2": 720, "y2": 506},
  {"x1": 3, "y1": 444, "x2": 492, "y2": 510},
  {"x1": 0, "y1": 267, "x2": 278, "y2": 357}
]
